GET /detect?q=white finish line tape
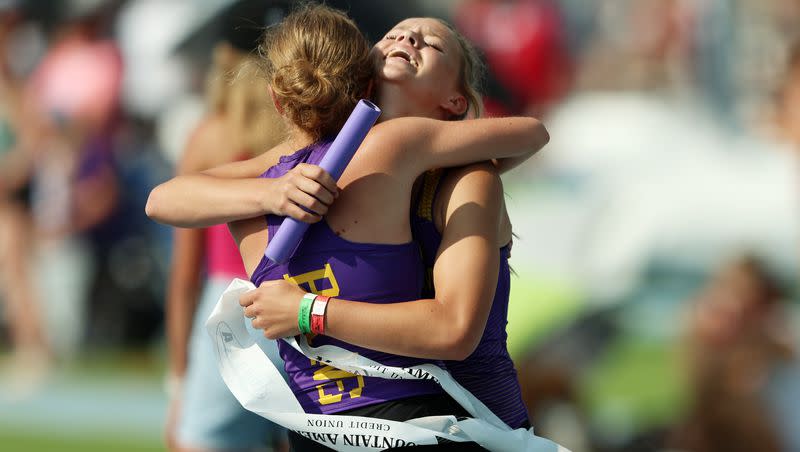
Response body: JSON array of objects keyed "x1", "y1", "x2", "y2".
[{"x1": 207, "y1": 278, "x2": 569, "y2": 452}]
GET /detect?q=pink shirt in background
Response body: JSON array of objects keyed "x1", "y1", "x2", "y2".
[{"x1": 205, "y1": 223, "x2": 246, "y2": 279}]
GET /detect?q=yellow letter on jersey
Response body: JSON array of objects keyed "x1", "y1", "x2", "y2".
[{"x1": 283, "y1": 263, "x2": 340, "y2": 297}]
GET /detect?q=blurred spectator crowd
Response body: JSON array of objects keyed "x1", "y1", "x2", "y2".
[{"x1": 0, "y1": 0, "x2": 799, "y2": 451}]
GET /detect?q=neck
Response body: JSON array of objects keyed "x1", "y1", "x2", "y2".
[
  {"x1": 284, "y1": 122, "x2": 316, "y2": 150},
  {"x1": 376, "y1": 82, "x2": 446, "y2": 122}
]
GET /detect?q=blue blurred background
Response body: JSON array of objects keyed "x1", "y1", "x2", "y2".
[{"x1": 0, "y1": 0, "x2": 798, "y2": 451}]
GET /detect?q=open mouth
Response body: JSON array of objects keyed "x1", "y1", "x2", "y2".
[{"x1": 387, "y1": 49, "x2": 416, "y2": 67}]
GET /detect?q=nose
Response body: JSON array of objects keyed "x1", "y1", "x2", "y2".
[{"x1": 397, "y1": 30, "x2": 419, "y2": 47}]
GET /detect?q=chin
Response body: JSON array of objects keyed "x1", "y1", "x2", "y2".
[{"x1": 378, "y1": 66, "x2": 414, "y2": 83}]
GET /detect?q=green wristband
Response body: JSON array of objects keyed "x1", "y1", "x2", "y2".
[{"x1": 298, "y1": 293, "x2": 316, "y2": 334}]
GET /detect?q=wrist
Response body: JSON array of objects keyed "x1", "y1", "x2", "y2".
[
  {"x1": 164, "y1": 372, "x2": 184, "y2": 400},
  {"x1": 258, "y1": 178, "x2": 279, "y2": 215}
]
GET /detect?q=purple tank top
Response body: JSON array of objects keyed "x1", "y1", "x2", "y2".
[
  {"x1": 411, "y1": 169, "x2": 529, "y2": 429},
  {"x1": 251, "y1": 141, "x2": 445, "y2": 415}
]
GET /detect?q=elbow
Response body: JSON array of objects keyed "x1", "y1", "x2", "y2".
[
  {"x1": 532, "y1": 119, "x2": 549, "y2": 149},
  {"x1": 426, "y1": 297, "x2": 484, "y2": 360},
  {"x1": 540, "y1": 122, "x2": 550, "y2": 146},
  {"x1": 439, "y1": 320, "x2": 481, "y2": 361},
  {"x1": 145, "y1": 185, "x2": 166, "y2": 222},
  {"x1": 442, "y1": 336, "x2": 479, "y2": 361}
]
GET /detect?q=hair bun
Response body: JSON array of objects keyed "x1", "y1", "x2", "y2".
[
  {"x1": 276, "y1": 60, "x2": 337, "y2": 107},
  {"x1": 272, "y1": 60, "x2": 342, "y2": 136},
  {"x1": 261, "y1": 5, "x2": 373, "y2": 140}
]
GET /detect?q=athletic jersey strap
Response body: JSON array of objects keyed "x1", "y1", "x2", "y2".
[
  {"x1": 415, "y1": 169, "x2": 445, "y2": 222},
  {"x1": 411, "y1": 169, "x2": 445, "y2": 297}
]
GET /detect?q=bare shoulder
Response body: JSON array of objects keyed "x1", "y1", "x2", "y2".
[
  {"x1": 349, "y1": 118, "x2": 428, "y2": 171},
  {"x1": 199, "y1": 141, "x2": 289, "y2": 179},
  {"x1": 253, "y1": 141, "x2": 290, "y2": 170},
  {"x1": 364, "y1": 118, "x2": 418, "y2": 149},
  {"x1": 375, "y1": 116, "x2": 434, "y2": 133},
  {"x1": 183, "y1": 114, "x2": 287, "y2": 173},
  {"x1": 365, "y1": 117, "x2": 438, "y2": 151},
  {"x1": 441, "y1": 162, "x2": 503, "y2": 204},
  {"x1": 178, "y1": 114, "x2": 231, "y2": 173},
  {"x1": 435, "y1": 162, "x2": 509, "y2": 247},
  {"x1": 187, "y1": 114, "x2": 231, "y2": 153}
]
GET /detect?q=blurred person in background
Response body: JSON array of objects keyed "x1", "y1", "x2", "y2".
[
  {"x1": 0, "y1": 0, "x2": 122, "y2": 375},
  {"x1": 670, "y1": 256, "x2": 797, "y2": 452},
  {"x1": 0, "y1": 1, "x2": 51, "y2": 388},
  {"x1": 776, "y1": 40, "x2": 800, "y2": 153},
  {"x1": 500, "y1": 3, "x2": 800, "y2": 451},
  {"x1": 163, "y1": 1, "x2": 290, "y2": 451},
  {"x1": 574, "y1": 0, "x2": 692, "y2": 94},
  {"x1": 453, "y1": 0, "x2": 573, "y2": 117}
]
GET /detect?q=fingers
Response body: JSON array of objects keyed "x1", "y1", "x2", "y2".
[
  {"x1": 284, "y1": 203, "x2": 322, "y2": 223},
  {"x1": 295, "y1": 176, "x2": 336, "y2": 206},
  {"x1": 288, "y1": 188, "x2": 328, "y2": 216},
  {"x1": 298, "y1": 164, "x2": 339, "y2": 198},
  {"x1": 243, "y1": 304, "x2": 257, "y2": 319},
  {"x1": 239, "y1": 290, "x2": 255, "y2": 307},
  {"x1": 278, "y1": 165, "x2": 340, "y2": 223}
]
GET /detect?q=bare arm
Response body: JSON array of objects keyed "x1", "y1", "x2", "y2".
[
  {"x1": 165, "y1": 226, "x2": 204, "y2": 379},
  {"x1": 369, "y1": 116, "x2": 548, "y2": 180},
  {"x1": 161, "y1": 118, "x2": 216, "y2": 448},
  {"x1": 145, "y1": 140, "x2": 339, "y2": 228},
  {"x1": 491, "y1": 154, "x2": 536, "y2": 174},
  {"x1": 146, "y1": 161, "x2": 281, "y2": 228},
  {"x1": 241, "y1": 163, "x2": 504, "y2": 360},
  {"x1": 163, "y1": 223, "x2": 204, "y2": 450},
  {"x1": 164, "y1": 128, "x2": 214, "y2": 380}
]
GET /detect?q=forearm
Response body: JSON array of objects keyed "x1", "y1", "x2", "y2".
[
  {"x1": 146, "y1": 174, "x2": 274, "y2": 227},
  {"x1": 165, "y1": 228, "x2": 204, "y2": 376},
  {"x1": 483, "y1": 118, "x2": 548, "y2": 170},
  {"x1": 399, "y1": 116, "x2": 550, "y2": 174},
  {"x1": 462, "y1": 117, "x2": 549, "y2": 163},
  {"x1": 489, "y1": 118, "x2": 549, "y2": 173},
  {"x1": 324, "y1": 297, "x2": 470, "y2": 360},
  {"x1": 492, "y1": 153, "x2": 536, "y2": 174},
  {"x1": 166, "y1": 291, "x2": 199, "y2": 377}
]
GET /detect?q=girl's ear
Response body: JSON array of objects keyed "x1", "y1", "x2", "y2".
[
  {"x1": 440, "y1": 93, "x2": 467, "y2": 118},
  {"x1": 269, "y1": 87, "x2": 284, "y2": 115}
]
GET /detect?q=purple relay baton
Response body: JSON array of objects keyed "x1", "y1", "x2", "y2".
[{"x1": 264, "y1": 99, "x2": 381, "y2": 264}]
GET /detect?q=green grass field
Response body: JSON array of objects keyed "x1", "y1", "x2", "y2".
[
  {"x1": 0, "y1": 429, "x2": 163, "y2": 452},
  {"x1": 580, "y1": 337, "x2": 689, "y2": 434}
]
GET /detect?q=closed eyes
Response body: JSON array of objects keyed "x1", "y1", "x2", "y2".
[
  {"x1": 426, "y1": 41, "x2": 443, "y2": 52},
  {"x1": 383, "y1": 34, "x2": 443, "y2": 52}
]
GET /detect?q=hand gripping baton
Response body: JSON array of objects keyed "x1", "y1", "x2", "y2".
[{"x1": 264, "y1": 100, "x2": 381, "y2": 264}]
